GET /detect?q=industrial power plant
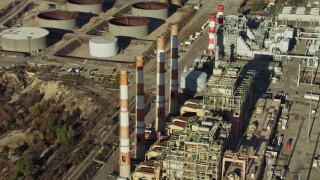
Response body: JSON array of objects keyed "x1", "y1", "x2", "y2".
[{"x1": 0, "y1": 0, "x2": 320, "y2": 180}]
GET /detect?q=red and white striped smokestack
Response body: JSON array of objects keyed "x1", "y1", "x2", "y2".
[
  {"x1": 208, "y1": 14, "x2": 216, "y2": 55},
  {"x1": 169, "y1": 24, "x2": 179, "y2": 115},
  {"x1": 217, "y1": 5, "x2": 224, "y2": 24},
  {"x1": 135, "y1": 56, "x2": 145, "y2": 161},
  {"x1": 119, "y1": 71, "x2": 130, "y2": 178},
  {"x1": 155, "y1": 36, "x2": 166, "y2": 133}
]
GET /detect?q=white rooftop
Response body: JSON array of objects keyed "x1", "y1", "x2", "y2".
[
  {"x1": 310, "y1": 8, "x2": 320, "y2": 15},
  {"x1": 0, "y1": 27, "x2": 49, "y2": 40},
  {"x1": 89, "y1": 36, "x2": 117, "y2": 44},
  {"x1": 281, "y1": 7, "x2": 292, "y2": 14},
  {"x1": 296, "y1": 7, "x2": 306, "y2": 14}
]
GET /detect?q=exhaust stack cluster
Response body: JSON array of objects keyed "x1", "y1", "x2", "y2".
[
  {"x1": 119, "y1": 25, "x2": 182, "y2": 177},
  {"x1": 169, "y1": 24, "x2": 179, "y2": 115},
  {"x1": 155, "y1": 36, "x2": 166, "y2": 133},
  {"x1": 119, "y1": 71, "x2": 130, "y2": 178},
  {"x1": 208, "y1": 14, "x2": 216, "y2": 55},
  {"x1": 135, "y1": 56, "x2": 145, "y2": 161}
]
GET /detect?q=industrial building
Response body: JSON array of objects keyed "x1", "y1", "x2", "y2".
[
  {"x1": 221, "y1": 98, "x2": 281, "y2": 180},
  {"x1": 132, "y1": 114, "x2": 232, "y2": 180},
  {"x1": 277, "y1": 6, "x2": 320, "y2": 28},
  {"x1": 222, "y1": 15, "x2": 295, "y2": 60},
  {"x1": 202, "y1": 62, "x2": 255, "y2": 136},
  {"x1": 132, "y1": 61, "x2": 257, "y2": 180},
  {"x1": 3, "y1": 0, "x2": 306, "y2": 179}
]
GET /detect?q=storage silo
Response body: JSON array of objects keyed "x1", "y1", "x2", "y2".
[
  {"x1": 37, "y1": 10, "x2": 79, "y2": 31},
  {"x1": 89, "y1": 36, "x2": 118, "y2": 58},
  {"x1": 180, "y1": 70, "x2": 207, "y2": 93},
  {"x1": 132, "y1": 2, "x2": 169, "y2": 19},
  {"x1": 0, "y1": 27, "x2": 49, "y2": 53},
  {"x1": 67, "y1": 0, "x2": 103, "y2": 15},
  {"x1": 109, "y1": 16, "x2": 151, "y2": 38}
]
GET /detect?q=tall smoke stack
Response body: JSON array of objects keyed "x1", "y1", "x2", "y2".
[
  {"x1": 119, "y1": 71, "x2": 130, "y2": 178},
  {"x1": 208, "y1": 14, "x2": 216, "y2": 55},
  {"x1": 169, "y1": 24, "x2": 179, "y2": 115},
  {"x1": 155, "y1": 36, "x2": 166, "y2": 133},
  {"x1": 217, "y1": 5, "x2": 224, "y2": 24},
  {"x1": 135, "y1": 55, "x2": 145, "y2": 161}
]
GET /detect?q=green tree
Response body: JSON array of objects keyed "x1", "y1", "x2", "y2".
[
  {"x1": 250, "y1": 2, "x2": 264, "y2": 12},
  {"x1": 114, "y1": 72, "x2": 120, "y2": 82},
  {"x1": 56, "y1": 124, "x2": 71, "y2": 142},
  {"x1": 12, "y1": 156, "x2": 34, "y2": 179}
]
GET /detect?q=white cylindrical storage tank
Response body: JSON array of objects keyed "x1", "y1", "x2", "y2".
[
  {"x1": 37, "y1": 10, "x2": 79, "y2": 31},
  {"x1": 89, "y1": 36, "x2": 118, "y2": 58},
  {"x1": 0, "y1": 27, "x2": 49, "y2": 53},
  {"x1": 109, "y1": 16, "x2": 150, "y2": 38},
  {"x1": 180, "y1": 70, "x2": 207, "y2": 93},
  {"x1": 67, "y1": 0, "x2": 103, "y2": 15},
  {"x1": 132, "y1": 2, "x2": 169, "y2": 19}
]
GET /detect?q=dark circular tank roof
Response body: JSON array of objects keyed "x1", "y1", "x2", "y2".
[
  {"x1": 37, "y1": 11, "x2": 79, "y2": 20},
  {"x1": 109, "y1": 16, "x2": 151, "y2": 26},
  {"x1": 133, "y1": 2, "x2": 169, "y2": 10},
  {"x1": 67, "y1": 0, "x2": 103, "y2": 5}
]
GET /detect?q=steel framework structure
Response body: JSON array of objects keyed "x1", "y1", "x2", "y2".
[
  {"x1": 152, "y1": 117, "x2": 232, "y2": 180},
  {"x1": 202, "y1": 62, "x2": 255, "y2": 113}
]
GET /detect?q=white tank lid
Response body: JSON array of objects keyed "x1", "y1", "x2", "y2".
[
  {"x1": 0, "y1": 27, "x2": 49, "y2": 40},
  {"x1": 90, "y1": 36, "x2": 117, "y2": 44}
]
